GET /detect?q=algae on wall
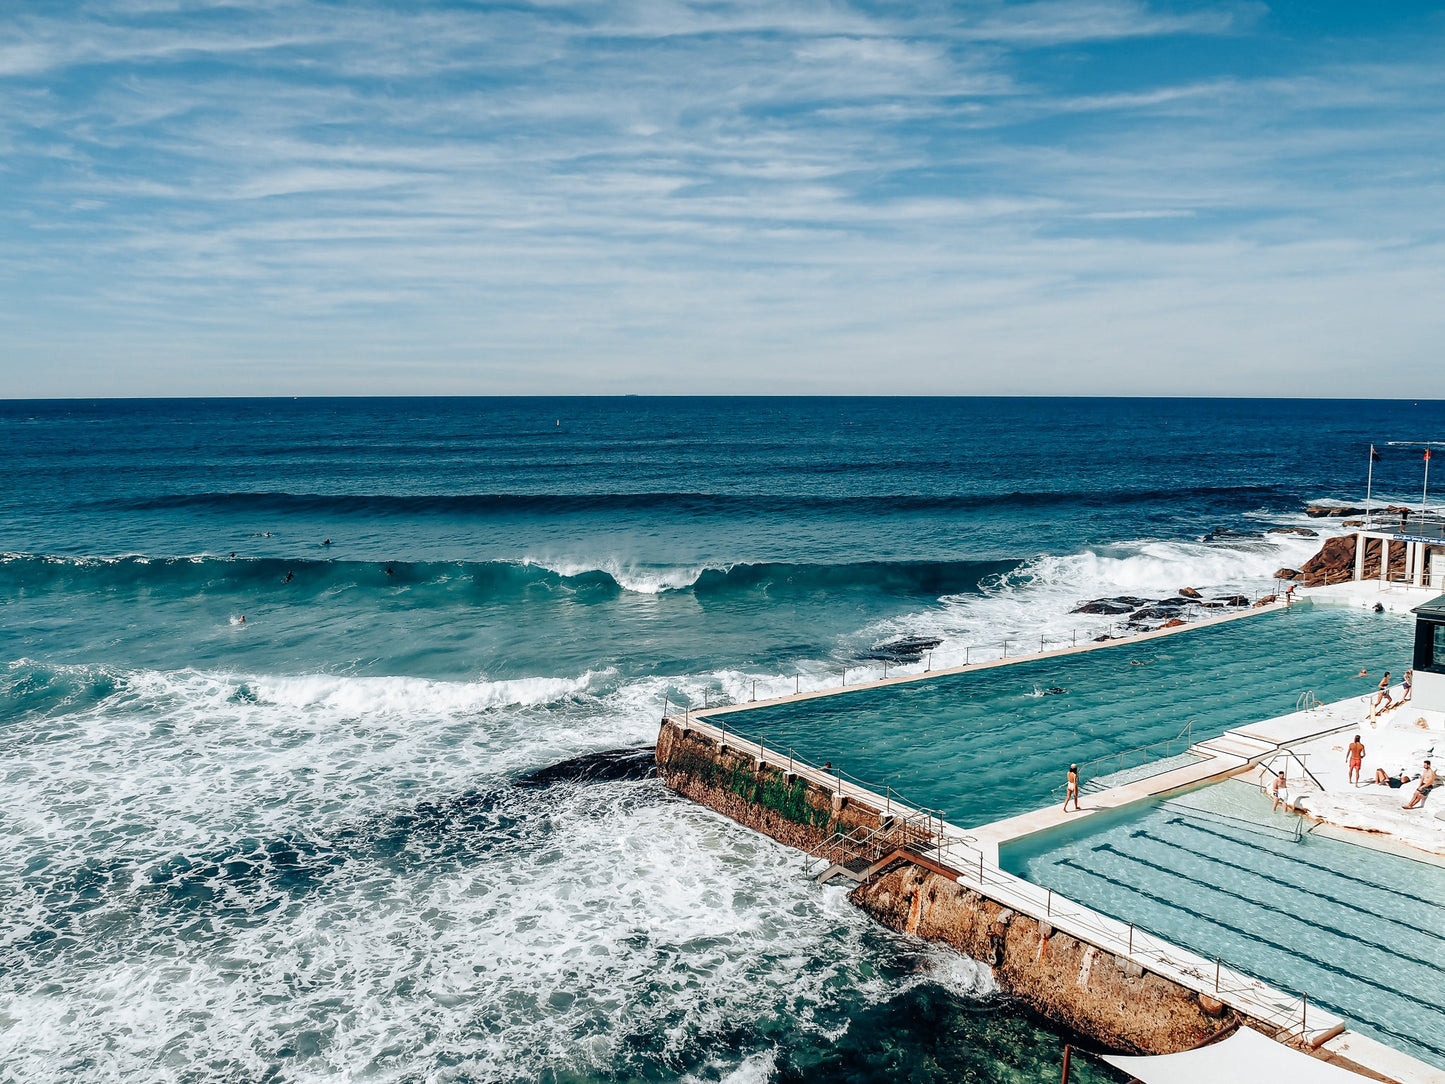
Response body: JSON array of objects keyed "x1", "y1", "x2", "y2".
[{"x1": 666, "y1": 738, "x2": 832, "y2": 828}]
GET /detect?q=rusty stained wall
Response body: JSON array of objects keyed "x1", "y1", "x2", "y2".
[{"x1": 849, "y1": 863, "x2": 1240, "y2": 1055}]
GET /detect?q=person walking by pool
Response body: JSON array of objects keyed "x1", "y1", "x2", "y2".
[
  {"x1": 1346, "y1": 735, "x2": 1366, "y2": 787},
  {"x1": 1400, "y1": 669, "x2": 1413, "y2": 704},
  {"x1": 1063, "y1": 764, "x2": 1080, "y2": 812},
  {"x1": 1271, "y1": 770, "x2": 1291, "y2": 812},
  {"x1": 1403, "y1": 760, "x2": 1437, "y2": 810},
  {"x1": 1374, "y1": 671, "x2": 1393, "y2": 713}
]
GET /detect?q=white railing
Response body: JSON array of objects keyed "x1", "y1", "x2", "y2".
[{"x1": 667, "y1": 710, "x2": 1338, "y2": 1044}]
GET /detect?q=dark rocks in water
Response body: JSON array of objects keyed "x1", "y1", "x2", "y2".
[
  {"x1": 1275, "y1": 567, "x2": 1303, "y2": 581},
  {"x1": 1212, "y1": 594, "x2": 1249, "y2": 607},
  {"x1": 862, "y1": 635, "x2": 943, "y2": 663},
  {"x1": 1073, "y1": 596, "x2": 1151, "y2": 615},
  {"x1": 1092, "y1": 633, "x2": 1116, "y2": 642},
  {"x1": 1305, "y1": 505, "x2": 1364, "y2": 518},
  {"x1": 1127, "y1": 605, "x2": 1186, "y2": 624},
  {"x1": 1201, "y1": 527, "x2": 1256, "y2": 542},
  {"x1": 1255, "y1": 594, "x2": 1278, "y2": 607},
  {"x1": 514, "y1": 747, "x2": 657, "y2": 788},
  {"x1": 1267, "y1": 526, "x2": 1318, "y2": 537},
  {"x1": 1178, "y1": 587, "x2": 1202, "y2": 599},
  {"x1": 1042, "y1": 686, "x2": 1066, "y2": 695}
]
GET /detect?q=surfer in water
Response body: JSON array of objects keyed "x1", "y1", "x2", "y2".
[{"x1": 283, "y1": 571, "x2": 294, "y2": 584}]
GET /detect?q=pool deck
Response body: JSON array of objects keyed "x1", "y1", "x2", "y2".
[{"x1": 676, "y1": 589, "x2": 1445, "y2": 1082}]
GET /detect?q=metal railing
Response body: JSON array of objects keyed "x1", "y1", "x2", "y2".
[
  {"x1": 668, "y1": 709, "x2": 1334, "y2": 1044},
  {"x1": 661, "y1": 598, "x2": 1286, "y2": 721},
  {"x1": 1048, "y1": 722, "x2": 1196, "y2": 798},
  {"x1": 952, "y1": 845, "x2": 1330, "y2": 1042}
]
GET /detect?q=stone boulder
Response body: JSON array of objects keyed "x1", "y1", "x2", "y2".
[
  {"x1": 1072, "y1": 596, "x2": 1151, "y2": 615},
  {"x1": 1178, "y1": 587, "x2": 1202, "y2": 598},
  {"x1": 1267, "y1": 526, "x2": 1318, "y2": 537}
]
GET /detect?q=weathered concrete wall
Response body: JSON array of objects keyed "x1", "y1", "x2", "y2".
[
  {"x1": 655, "y1": 720, "x2": 883, "y2": 853},
  {"x1": 656, "y1": 719, "x2": 1243, "y2": 1056},
  {"x1": 849, "y1": 863, "x2": 1238, "y2": 1055}
]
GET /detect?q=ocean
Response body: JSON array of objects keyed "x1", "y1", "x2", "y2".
[{"x1": 3, "y1": 396, "x2": 1442, "y2": 1083}]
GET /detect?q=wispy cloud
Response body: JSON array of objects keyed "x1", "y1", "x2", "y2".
[{"x1": 0, "y1": 1, "x2": 1442, "y2": 395}]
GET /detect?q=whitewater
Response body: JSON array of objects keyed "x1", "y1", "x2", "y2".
[{"x1": 4, "y1": 395, "x2": 1443, "y2": 1083}]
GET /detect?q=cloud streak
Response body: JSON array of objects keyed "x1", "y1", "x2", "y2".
[{"x1": 0, "y1": 0, "x2": 1442, "y2": 395}]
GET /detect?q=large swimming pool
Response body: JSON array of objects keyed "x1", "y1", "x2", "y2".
[
  {"x1": 1002, "y1": 780, "x2": 1445, "y2": 1069},
  {"x1": 707, "y1": 604, "x2": 1412, "y2": 827}
]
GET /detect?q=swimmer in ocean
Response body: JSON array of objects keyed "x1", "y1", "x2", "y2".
[
  {"x1": 385, "y1": 566, "x2": 394, "y2": 576},
  {"x1": 323, "y1": 539, "x2": 331, "y2": 546},
  {"x1": 284, "y1": 571, "x2": 293, "y2": 583}
]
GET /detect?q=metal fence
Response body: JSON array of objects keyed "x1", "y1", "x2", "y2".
[{"x1": 666, "y1": 710, "x2": 1335, "y2": 1045}]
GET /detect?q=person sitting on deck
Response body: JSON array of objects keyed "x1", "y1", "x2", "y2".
[
  {"x1": 1271, "y1": 770, "x2": 1291, "y2": 812},
  {"x1": 1373, "y1": 768, "x2": 1412, "y2": 789},
  {"x1": 1403, "y1": 761, "x2": 1438, "y2": 810},
  {"x1": 1346, "y1": 735, "x2": 1366, "y2": 787}
]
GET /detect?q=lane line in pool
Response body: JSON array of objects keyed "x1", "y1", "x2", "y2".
[
  {"x1": 1127, "y1": 829, "x2": 1442, "y2": 940},
  {"x1": 1163, "y1": 815, "x2": 1445, "y2": 912},
  {"x1": 1093, "y1": 843, "x2": 1445, "y2": 972},
  {"x1": 1054, "y1": 857, "x2": 1445, "y2": 1039}
]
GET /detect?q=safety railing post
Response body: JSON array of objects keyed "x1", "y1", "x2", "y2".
[
  {"x1": 751, "y1": 680, "x2": 756, "y2": 702},
  {"x1": 965, "y1": 646, "x2": 970, "y2": 665},
  {"x1": 1003, "y1": 639, "x2": 1009, "y2": 658},
  {"x1": 1047, "y1": 889, "x2": 1052, "y2": 916},
  {"x1": 1215, "y1": 957, "x2": 1220, "y2": 993},
  {"x1": 795, "y1": 672, "x2": 800, "y2": 694},
  {"x1": 1128, "y1": 924, "x2": 1134, "y2": 954},
  {"x1": 663, "y1": 694, "x2": 669, "y2": 720},
  {"x1": 1302, "y1": 993, "x2": 1307, "y2": 1034},
  {"x1": 926, "y1": 651, "x2": 932, "y2": 671}
]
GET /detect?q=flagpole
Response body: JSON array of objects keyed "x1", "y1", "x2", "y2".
[
  {"x1": 1366, "y1": 444, "x2": 1375, "y2": 526},
  {"x1": 1423, "y1": 447, "x2": 1432, "y2": 517}
]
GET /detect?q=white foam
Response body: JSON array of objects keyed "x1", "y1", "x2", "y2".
[{"x1": 522, "y1": 555, "x2": 707, "y2": 593}]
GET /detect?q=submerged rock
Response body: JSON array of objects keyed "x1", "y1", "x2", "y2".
[
  {"x1": 1267, "y1": 526, "x2": 1319, "y2": 537},
  {"x1": 862, "y1": 635, "x2": 944, "y2": 663},
  {"x1": 1212, "y1": 594, "x2": 1250, "y2": 607},
  {"x1": 1072, "y1": 596, "x2": 1151, "y2": 615},
  {"x1": 514, "y1": 747, "x2": 657, "y2": 788}
]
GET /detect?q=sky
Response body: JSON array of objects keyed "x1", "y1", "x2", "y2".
[{"x1": 2, "y1": 1, "x2": 1443, "y2": 397}]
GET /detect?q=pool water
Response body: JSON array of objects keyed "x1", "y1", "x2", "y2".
[
  {"x1": 1002, "y1": 780, "x2": 1445, "y2": 1069},
  {"x1": 709, "y1": 604, "x2": 1412, "y2": 827}
]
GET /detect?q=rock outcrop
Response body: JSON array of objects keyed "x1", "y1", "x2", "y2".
[{"x1": 1283, "y1": 533, "x2": 1406, "y2": 586}]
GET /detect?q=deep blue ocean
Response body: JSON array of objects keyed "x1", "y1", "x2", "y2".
[{"x1": 3, "y1": 396, "x2": 1442, "y2": 1083}]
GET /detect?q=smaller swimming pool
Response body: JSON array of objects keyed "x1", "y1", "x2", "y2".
[{"x1": 1001, "y1": 780, "x2": 1445, "y2": 1069}]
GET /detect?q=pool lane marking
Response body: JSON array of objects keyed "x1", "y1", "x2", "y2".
[
  {"x1": 1093, "y1": 843, "x2": 1445, "y2": 973},
  {"x1": 1054, "y1": 857, "x2": 1445, "y2": 1059},
  {"x1": 1163, "y1": 815, "x2": 1445, "y2": 912},
  {"x1": 1127, "y1": 830, "x2": 1442, "y2": 940}
]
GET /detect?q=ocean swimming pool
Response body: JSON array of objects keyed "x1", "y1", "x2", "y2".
[
  {"x1": 1001, "y1": 780, "x2": 1445, "y2": 1069},
  {"x1": 707, "y1": 604, "x2": 1413, "y2": 828}
]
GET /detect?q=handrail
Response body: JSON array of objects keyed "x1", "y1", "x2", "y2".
[
  {"x1": 1048, "y1": 721, "x2": 1195, "y2": 797},
  {"x1": 669, "y1": 709, "x2": 1332, "y2": 1041}
]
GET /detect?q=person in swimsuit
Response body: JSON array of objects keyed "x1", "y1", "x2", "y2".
[
  {"x1": 1401, "y1": 669, "x2": 1413, "y2": 704},
  {"x1": 1346, "y1": 735, "x2": 1365, "y2": 787},
  {"x1": 1063, "y1": 764, "x2": 1080, "y2": 812},
  {"x1": 1403, "y1": 761, "x2": 1438, "y2": 809},
  {"x1": 1374, "y1": 672, "x2": 1393, "y2": 712},
  {"x1": 1374, "y1": 768, "x2": 1411, "y2": 788},
  {"x1": 1271, "y1": 770, "x2": 1291, "y2": 812}
]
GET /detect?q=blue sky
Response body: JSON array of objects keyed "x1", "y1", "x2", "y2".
[{"x1": 2, "y1": 1, "x2": 1443, "y2": 396}]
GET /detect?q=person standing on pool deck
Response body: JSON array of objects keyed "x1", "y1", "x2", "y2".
[
  {"x1": 1346, "y1": 735, "x2": 1366, "y2": 787},
  {"x1": 1063, "y1": 764, "x2": 1079, "y2": 812},
  {"x1": 1401, "y1": 669, "x2": 1413, "y2": 704},
  {"x1": 1271, "y1": 770, "x2": 1291, "y2": 812}
]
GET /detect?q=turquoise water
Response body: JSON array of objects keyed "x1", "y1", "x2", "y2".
[
  {"x1": 1002, "y1": 781, "x2": 1445, "y2": 1069},
  {"x1": 7, "y1": 397, "x2": 1444, "y2": 1082},
  {"x1": 709, "y1": 605, "x2": 1414, "y2": 827}
]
